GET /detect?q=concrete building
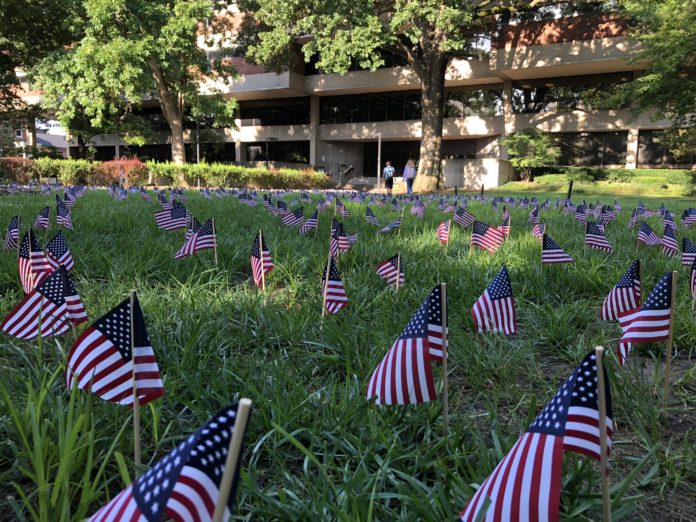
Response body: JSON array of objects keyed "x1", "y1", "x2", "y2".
[{"x1": 19, "y1": 7, "x2": 696, "y2": 187}]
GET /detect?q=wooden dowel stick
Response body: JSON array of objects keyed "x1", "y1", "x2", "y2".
[
  {"x1": 259, "y1": 230, "x2": 266, "y2": 292},
  {"x1": 595, "y1": 346, "x2": 611, "y2": 522},
  {"x1": 212, "y1": 218, "x2": 218, "y2": 267},
  {"x1": 212, "y1": 398, "x2": 253, "y2": 522},
  {"x1": 664, "y1": 271, "x2": 678, "y2": 404},
  {"x1": 395, "y1": 252, "x2": 401, "y2": 291}
]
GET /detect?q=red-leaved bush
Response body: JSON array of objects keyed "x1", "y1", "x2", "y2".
[
  {"x1": 0, "y1": 157, "x2": 34, "y2": 183},
  {"x1": 92, "y1": 158, "x2": 149, "y2": 187}
]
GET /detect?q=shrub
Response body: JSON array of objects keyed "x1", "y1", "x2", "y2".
[
  {"x1": 0, "y1": 157, "x2": 34, "y2": 183},
  {"x1": 93, "y1": 159, "x2": 148, "y2": 187}
]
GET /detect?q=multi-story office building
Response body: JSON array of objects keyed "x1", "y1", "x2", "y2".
[{"x1": 17, "y1": 6, "x2": 695, "y2": 187}]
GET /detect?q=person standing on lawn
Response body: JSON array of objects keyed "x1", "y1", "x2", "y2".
[
  {"x1": 403, "y1": 159, "x2": 416, "y2": 195},
  {"x1": 383, "y1": 161, "x2": 395, "y2": 195}
]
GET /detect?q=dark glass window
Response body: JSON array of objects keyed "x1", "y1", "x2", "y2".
[
  {"x1": 556, "y1": 132, "x2": 627, "y2": 166},
  {"x1": 638, "y1": 130, "x2": 696, "y2": 166},
  {"x1": 244, "y1": 141, "x2": 310, "y2": 164},
  {"x1": 238, "y1": 98, "x2": 310, "y2": 126}
]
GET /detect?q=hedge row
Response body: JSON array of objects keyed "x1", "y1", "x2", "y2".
[
  {"x1": 0, "y1": 157, "x2": 329, "y2": 189},
  {"x1": 539, "y1": 166, "x2": 696, "y2": 185}
]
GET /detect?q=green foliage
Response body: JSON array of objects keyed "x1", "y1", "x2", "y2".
[
  {"x1": 1, "y1": 190, "x2": 694, "y2": 519},
  {"x1": 500, "y1": 129, "x2": 561, "y2": 180},
  {"x1": 0, "y1": 157, "x2": 34, "y2": 183}
]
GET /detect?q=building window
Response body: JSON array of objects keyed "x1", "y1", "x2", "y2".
[
  {"x1": 238, "y1": 98, "x2": 310, "y2": 126},
  {"x1": 638, "y1": 130, "x2": 696, "y2": 166},
  {"x1": 244, "y1": 141, "x2": 309, "y2": 164},
  {"x1": 556, "y1": 131, "x2": 627, "y2": 166},
  {"x1": 15, "y1": 129, "x2": 23, "y2": 139}
]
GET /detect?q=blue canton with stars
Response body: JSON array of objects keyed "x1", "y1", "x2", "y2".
[
  {"x1": 323, "y1": 257, "x2": 342, "y2": 282},
  {"x1": 132, "y1": 404, "x2": 243, "y2": 520},
  {"x1": 616, "y1": 260, "x2": 640, "y2": 289},
  {"x1": 586, "y1": 222, "x2": 606, "y2": 237},
  {"x1": 47, "y1": 231, "x2": 70, "y2": 257},
  {"x1": 472, "y1": 221, "x2": 491, "y2": 236},
  {"x1": 36, "y1": 268, "x2": 68, "y2": 306},
  {"x1": 487, "y1": 266, "x2": 513, "y2": 300},
  {"x1": 642, "y1": 272, "x2": 672, "y2": 311},
  {"x1": 542, "y1": 234, "x2": 562, "y2": 250},
  {"x1": 399, "y1": 286, "x2": 443, "y2": 340},
  {"x1": 92, "y1": 294, "x2": 150, "y2": 361},
  {"x1": 19, "y1": 230, "x2": 42, "y2": 260}
]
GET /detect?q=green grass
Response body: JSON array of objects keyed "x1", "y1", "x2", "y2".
[{"x1": 0, "y1": 190, "x2": 695, "y2": 520}]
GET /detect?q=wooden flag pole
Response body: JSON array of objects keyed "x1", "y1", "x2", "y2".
[
  {"x1": 595, "y1": 346, "x2": 611, "y2": 522},
  {"x1": 441, "y1": 283, "x2": 449, "y2": 430},
  {"x1": 664, "y1": 271, "x2": 678, "y2": 404},
  {"x1": 129, "y1": 290, "x2": 142, "y2": 476},
  {"x1": 259, "y1": 230, "x2": 266, "y2": 292},
  {"x1": 638, "y1": 261, "x2": 643, "y2": 306},
  {"x1": 321, "y1": 251, "x2": 332, "y2": 318},
  {"x1": 397, "y1": 208, "x2": 404, "y2": 237},
  {"x1": 212, "y1": 398, "x2": 253, "y2": 522},
  {"x1": 446, "y1": 220, "x2": 451, "y2": 251},
  {"x1": 395, "y1": 252, "x2": 401, "y2": 291},
  {"x1": 212, "y1": 218, "x2": 218, "y2": 267}
]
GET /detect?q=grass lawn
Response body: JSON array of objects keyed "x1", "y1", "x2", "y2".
[{"x1": 0, "y1": 189, "x2": 695, "y2": 520}]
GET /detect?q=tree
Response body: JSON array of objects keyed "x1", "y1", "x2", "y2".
[
  {"x1": 239, "y1": 0, "x2": 595, "y2": 191},
  {"x1": 615, "y1": 0, "x2": 696, "y2": 160},
  {"x1": 34, "y1": 0, "x2": 239, "y2": 165},
  {"x1": 500, "y1": 129, "x2": 560, "y2": 181}
]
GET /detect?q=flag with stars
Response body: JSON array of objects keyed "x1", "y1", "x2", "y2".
[
  {"x1": 375, "y1": 254, "x2": 404, "y2": 288},
  {"x1": 542, "y1": 234, "x2": 574, "y2": 264},
  {"x1": 617, "y1": 272, "x2": 673, "y2": 365},
  {"x1": 1, "y1": 267, "x2": 73, "y2": 339},
  {"x1": 690, "y1": 259, "x2": 696, "y2": 302},
  {"x1": 454, "y1": 207, "x2": 476, "y2": 228},
  {"x1": 366, "y1": 285, "x2": 445, "y2": 405},
  {"x1": 322, "y1": 257, "x2": 348, "y2": 314},
  {"x1": 471, "y1": 221, "x2": 504, "y2": 254},
  {"x1": 365, "y1": 206, "x2": 379, "y2": 226},
  {"x1": 600, "y1": 260, "x2": 641, "y2": 322},
  {"x1": 175, "y1": 218, "x2": 217, "y2": 260},
  {"x1": 317, "y1": 198, "x2": 331, "y2": 213},
  {"x1": 660, "y1": 225, "x2": 679, "y2": 257},
  {"x1": 437, "y1": 221, "x2": 450, "y2": 244},
  {"x1": 683, "y1": 238, "x2": 696, "y2": 267},
  {"x1": 251, "y1": 231, "x2": 274, "y2": 287},
  {"x1": 4, "y1": 215, "x2": 20, "y2": 251},
  {"x1": 185, "y1": 217, "x2": 201, "y2": 241},
  {"x1": 460, "y1": 350, "x2": 613, "y2": 522},
  {"x1": 46, "y1": 231, "x2": 75, "y2": 271},
  {"x1": 299, "y1": 210, "x2": 318, "y2": 235},
  {"x1": 33, "y1": 206, "x2": 50, "y2": 230},
  {"x1": 681, "y1": 208, "x2": 696, "y2": 229},
  {"x1": 88, "y1": 403, "x2": 250, "y2": 522},
  {"x1": 282, "y1": 207, "x2": 305, "y2": 227},
  {"x1": 411, "y1": 200, "x2": 425, "y2": 218},
  {"x1": 56, "y1": 199, "x2": 73, "y2": 230},
  {"x1": 498, "y1": 212, "x2": 510, "y2": 238},
  {"x1": 585, "y1": 222, "x2": 613, "y2": 253},
  {"x1": 638, "y1": 222, "x2": 660, "y2": 246},
  {"x1": 336, "y1": 200, "x2": 349, "y2": 218},
  {"x1": 66, "y1": 293, "x2": 164, "y2": 406},
  {"x1": 471, "y1": 266, "x2": 517, "y2": 335},
  {"x1": 61, "y1": 267, "x2": 88, "y2": 325},
  {"x1": 154, "y1": 205, "x2": 188, "y2": 231},
  {"x1": 330, "y1": 220, "x2": 352, "y2": 256},
  {"x1": 528, "y1": 206, "x2": 539, "y2": 224},
  {"x1": 18, "y1": 229, "x2": 52, "y2": 293},
  {"x1": 532, "y1": 222, "x2": 546, "y2": 240}
]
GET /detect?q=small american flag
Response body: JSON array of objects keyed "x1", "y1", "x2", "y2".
[
  {"x1": 532, "y1": 222, "x2": 546, "y2": 240},
  {"x1": 575, "y1": 204, "x2": 588, "y2": 223},
  {"x1": 378, "y1": 218, "x2": 401, "y2": 234},
  {"x1": 330, "y1": 220, "x2": 352, "y2": 256},
  {"x1": 585, "y1": 222, "x2": 613, "y2": 253},
  {"x1": 251, "y1": 231, "x2": 274, "y2": 287},
  {"x1": 34, "y1": 206, "x2": 50, "y2": 230},
  {"x1": 411, "y1": 200, "x2": 425, "y2": 218},
  {"x1": 520, "y1": 198, "x2": 529, "y2": 209},
  {"x1": 322, "y1": 257, "x2": 348, "y2": 315},
  {"x1": 528, "y1": 206, "x2": 539, "y2": 224},
  {"x1": 391, "y1": 198, "x2": 400, "y2": 211},
  {"x1": 690, "y1": 259, "x2": 696, "y2": 302},
  {"x1": 498, "y1": 213, "x2": 510, "y2": 238},
  {"x1": 437, "y1": 221, "x2": 450, "y2": 244},
  {"x1": 471, "y1": 221, "x2": 504, "y2": 254},
  {"x1": 682, "y1": 238, "x2": 696, "y2": 267},
  {"x1": 46, "y1": 231, "x2": 75, "y2": 271},
  {"x1": 562, "y1": 203, "x2": 577, "y2": 215},
  {"x1": 471, "y1": 265, "x2": 516, "y2": 335},
  {"x1": 66, "y1": 293, "x2": 165, "y2": 405},
  {"x1": 56, "y1": 200, "x2": 73, "y2": 230},
  {"x1": 88, "y1": 403, "x2": 250, "y2": 522},
  {"x1": 18, "y1": 230, "x2": 52, "y2": 293},
  {"x1": 140, "y1": 187, "x2": 151, "y2": 201},
  {"x1": 263, "y1": 195, "x2": 275, "y2": 213},
  {"x1": 62, "y1": 267, "x2": 88, "y2": 324},
  {"x1": 600, "y1": 260, "x2": 641, "y2": 322},
  {"x1": 317, "y1": 198, "x2": 331, "y2": 212},
  {"x1": 461, "y1": 350, "x2": 612, "y2": 521},
  {"x1": 276, "y1": 200, "x2": 289, "y2": 217},
  {"x1": 617, "y1": 272, "x2": 673, "y2": 366},
  {"x1": 375, "y1": 254, "x2": 404, "y2": 288},
  {"x1": 1, "y1": 267, "x2": 73, "y2": 339},
  {"x1": 63, "y1": 192, "x2": 76, "y2": 208},
  {"x1": 681, "y1": 208, "x2": 696, "y2": 229},
  {"x1": 627, "y1": 208, "x2": 641, "y2": 228},
  {"x1": 336, "y1": 200, "x2": 349, "y2": 218},
  {"x1": 638, "y1": 222, "x2": 661, "y2": 246},
  {"x1": 4, "y1": 215, "x2": 20, "y2": 251},
  {"x1": 662, "y1": 210, "x2": 676, "y2": 229},
  {"x1": 299, "y1": 210, "x2": 319, "y2": 235},
  {"x1": 282, "y1": 207, "x2": 305, "y2": 226},
  {"x1": 366, "y1": 285, "x2": 444, "y2": 405},
  {"x1": 158, "y1": 193, "x2": 173, "y2": 211},
  {"x1": 365, "y1": 207, "x2": 379, "y2": 226},
  {"x1": 660, "y1": 225, "x2": 679, "y2": 257},
  {"x1": 185, "y1": 216, "x2": 201, "y2": 241},
  {"x1": 154, "y1": 205, "x2": 188, "y2": 231},
  {"x1": 175, "y1": 218, "x2": 217, "y2": 259},
  {"x1": 542, "y1": 234, "x2": 574, "y2": 264},
  {"x1": 454, "y1": 207, "x2": 475, "y2": 228}
]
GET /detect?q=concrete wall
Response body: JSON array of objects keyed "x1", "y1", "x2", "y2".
[
  {"x1": 443, "y1": 158, "x2": 515, "y2": 190},
  {"x1": 317, "y1": 141, "x2": 364, "y2": 178}
]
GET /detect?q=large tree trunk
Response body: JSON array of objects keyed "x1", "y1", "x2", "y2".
[
  {"x1": 149, "y1": 61, "x2": 187, "y2": 167},
  {"x1": 412, "y1": 55, "x2": 447, "y2": 193}
]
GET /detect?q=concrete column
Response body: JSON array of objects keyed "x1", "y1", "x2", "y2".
[
  {"x1": 500, "y1": 80, "x2": 515, "y2": 160},
  {"x1": 115, "y1": 143, "x2": 120, "y2": 159},
  {"x1": 625, "y1": 127, "x2": 639, "y2": 169},
  {"x1": 309, "y1": 95, "x2": 320, "y2": 166},
  {"x1": 235, "y1": 141, "x2": 243, "y2": 162}
]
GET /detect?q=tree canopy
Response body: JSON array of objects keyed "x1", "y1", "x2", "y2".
[{"x1": 500, "y1": 129, "x2": 560, "y2": 181}]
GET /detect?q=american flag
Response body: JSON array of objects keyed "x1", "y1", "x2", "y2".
[
  {"x1": 62, "y1": 267, "x2": 88, "y2": 324},
  {"x1": 336, "y1": 200, "x2": 349, "y2": 218},
  {"x1": 251, "y1": 231, "x2": 274, "y2": 287},
  {"x1": 18, "y1": 230, "x2": 52, "y2": 293},
  {"x1": 532, "y1": 222, "x2": 546, "y2": 240},
  {"x1": 378, "y1": 218, "x2": 401, "y2": 234},
  {"x1": 365, "y1": 285, "x2": 445, "y2": 405},
  {"x1": 175, "y1": 218, "x2": 216, "y2": 259},
  {"x1": 391, "y1": 198, "x2": 400, "y2": 211},
  {"x1": 185, "y1": 216, "x2": 201, "y2": 241},
  {"x1": 460, "y1": 350, "x2": 613, "y2": 522},
  {"x1": 575, "y1": 204, "x2": 588, "y2": 223},
  {"x1": 56, "y1": 200, "x2": 73, "y2": 230},
  {"x1": 140, "y1": 187, "x2": 151, "y2": 201},
  {"x1": 276, "y1": 200, "x2": 289, "y2": 217},
  {"x1": 158, "y1": 193, "x2": 173, "y2": 211},
  {"x1": 454, "y1": 207, "x2": 475, "y2": 228},
  {"x1": 617, "y1": 272, "x2": 673, "y2": 366},
  {"x1": 330, "y1": 220, "x2": 352, "y2": 256},
  {"x1": 299, "y1": 210, "x2": 319, "y2": 235},
  {"x1": 681, "y1": 208, "x2": 696, "y2": 229},
  {"x1": 471, "y1": 221, "x2": 505, "y2": 254},
  {"x1": 502, "y1": 206, "x2": 510, "y2": 222},
  {"x1": 562, "y1": 203, "x2": 576, "y2": 215},
  {"x1": 63, "y1": 192, "x2": 76, "y2": 208},
  {"x1": 520, "y1": 198, "x2": 529, "y2": 209},
  {"x1": 66, "y1": 293, "x2": 165, "y2": 406},
  {"x1": 365, "y1": 207, "x2": 379, "y2": 225},
  {"x1": 322, "y1": 257, "x2": 348, "y2": 315},
  {"x1": 690, "y1": 259, "x2": 696, "y2": 302},
  {"x1": 437, "y1": 221, "x2": 450, "y2": 244},
  {"x1": 154, "y1": 205, "x2": 188, "y2": 231},
  {"x1": 498, "y1": 213, "x2": 510, "y2": 238},
  {"x1": 600, "y1": 260, "x2": 641, "y2": 322},
  {"x1": 542, "y1": 234, "x2": 574, "y2": 264},
  {"x1": 1, "y1": 267, "x2": 73, "y2": 339},
  {"x1": 682, "y1": 238, "x2": 696, "y2": 267},
  {"x1": 627, "y1": 208, "x2": 641, "y2": 228},
  {"x1": 411, "y1": 200, "x2": 425, "y2": 218},
  {"x1": 46, "y1": 231, "x2": 75, "y2": 271},
  {"x1": 375, "y1": 254, "x2": 404, "y2": 288},
  {"x1": 585, "y1": 222, "x2": 613, "y2": 252},
  {"x1": 282, "y1": 207, "x2": 304, "y2": 226},
  {"x1": 638, "y1": 222, "x2": 661, "y2": 246},
  {"x1": 263, "y1": 195, "x2": 275, "y2": 213},
  {"x1": 4, "y1": 215, "x2": 19, "y2": 251},
  {"x1": 317, "y1": 198, "x2": 331, "y2": 212},
  {"x1": 660, "y1": 225, "x2": 679, "y2": 257},
  {"x1": 601, "y1": 205, "x2": 617, "y2": 225},
  {"x1": 471, "y1": 265, "x2": 516, "y2": 335},
  {"x1": 88, "y1": 403, "x2": 249, "y2": 522},
  {"x1": 34, "y1": 206, "x2": 50, "y2": 230},
  {"x1": 663, "y1": 211, "x2": 676, "y2": 229},
  {"x1": 528, "y1": 206, "x2": 539, "y2": 224}
]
